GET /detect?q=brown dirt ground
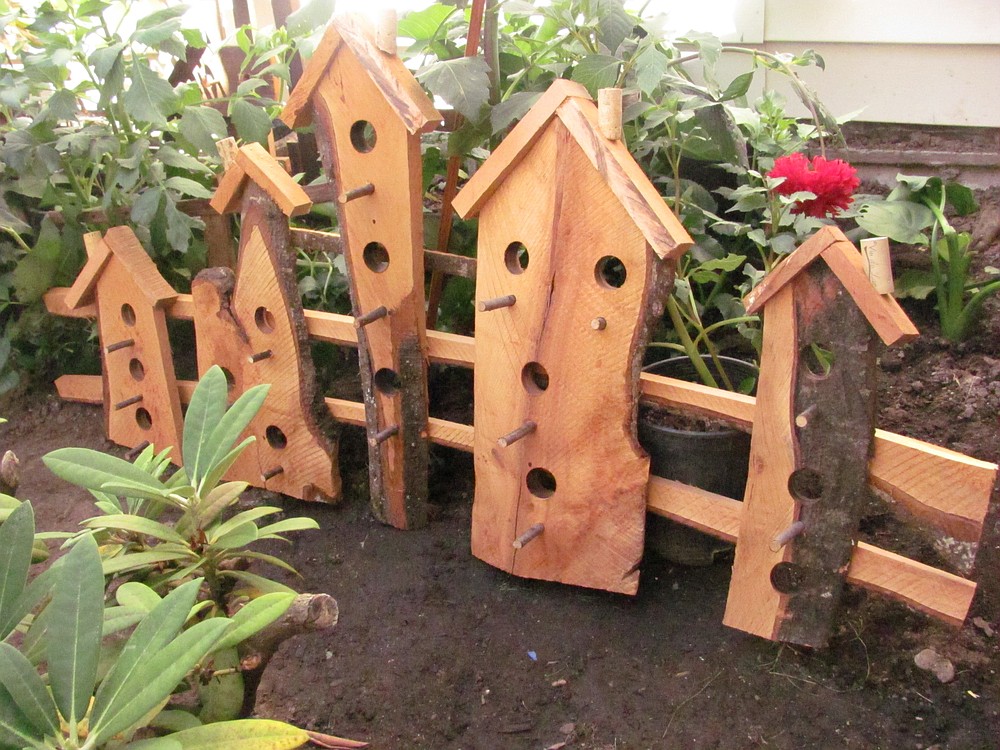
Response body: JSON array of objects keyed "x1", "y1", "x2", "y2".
[{"x1": 2, "y1": 192, "x2": 1000, "y2": 750}]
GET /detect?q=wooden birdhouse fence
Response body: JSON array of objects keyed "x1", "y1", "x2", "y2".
[{"x1": 42, "y1": 15, "x2": 998, "y2": 648}]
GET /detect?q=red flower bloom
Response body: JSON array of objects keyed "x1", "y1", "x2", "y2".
[{"x1": 767, "y1": 153, "x2": 859, "y2": 218}]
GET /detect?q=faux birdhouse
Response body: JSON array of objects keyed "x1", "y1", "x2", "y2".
[
  {"x1": 723, "y1": 225, "x2": 919, "y2": 646},
  {"x1": 452, "y1": 80, "x2": 693, "y2": 594},
  {"x1": 62, "y1": 227, "x2": 183, "y2": 455},
  {"x1": 203, "y1": 142, "x2": 339, "y2": 503},
  {"x1": 281, "y1": 14, "x2": 441, "y2": 529}
]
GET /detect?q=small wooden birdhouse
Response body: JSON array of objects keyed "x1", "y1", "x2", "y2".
[
  {"x1": 280, "y1": 14, "x2": 442, "y2": 529},
  {"x1": 723, "y1": 225, "x2": 919, "y2": 645},
  {"x1": 203, "y1": 142, "x2": 338, "y2": 503},
  {"x1": 63, "y1": 227, "x2": 183, "y2": 456},
  {"x1": 452, "y1": 80, "x2": 693, "y2": 594}
]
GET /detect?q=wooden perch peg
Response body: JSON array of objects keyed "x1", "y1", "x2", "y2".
[
  {"x1": 104, "y1": 338, "x2": 135, "y2": 353},
  {"x1": 498, "y1": 420, "x2": 536, "y2": 448},
  {"x1": 861, "y1": 237, "x2": 894, "y2": 295},
  {"x1": 354, "y1": 305, "x2": 389, "y2": 328},
  {"x1": 376, "y1": 9, "x2": 398, "y2": 55},
  {"x1": 795, "y1": 404, "x2": 818, "y2": 428},
  {"x1": 598, "y1": 88, "x2": 623, "y2": 141},
  {"x1": 591, "y1": 316, "x2": 607, "y2": 331},
  {"x1": 477, "y1": 294, "x2": 516, "y2": 312},
  {"x1": 369, "y1": 424, "x2": 399, "y2": 447},
  {"x1": 338, "y1": 183, "x2": 375, "y2": 204},
  {"x1": 513, "y1": 523, "x2": 544, "y2": 549},
  {"x1": 114, "y1": 395, "x2": 143, "y2": 410},
  {"x1": 770, "y1": 520, "x2": 806, "y2": 552},
  {"x1": 262, "y1": 466, "x2": 284, "y2": 480},
  {"x1": 248, "y1": 349, "x2": 273, "y2": 363}
]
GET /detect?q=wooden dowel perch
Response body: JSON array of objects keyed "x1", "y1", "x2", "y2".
[
  {"x1": 497, "y1": 420, "x2": 536, "y2": 448},
  {"x1": 262, "y1": 466, "x2": 284, "y2": 480},
  {"x1": 770, "y1": 520, "x2": 806, "y2": 552},
  {"x1": 338, "y1": 183, "x2": 375, "y2": 204},
  {"x1": 124, "y1": 441, "x2": 150, "y2": 461},
  {"x1": 795, "y1": 404, "x2": 817, "y2": 428},
  {"x1": 248, "y1": 349, "x2": 273, "y2": 363},
  {"x1": 114, "y1": 395, "x2": 143, "y2": 410},
  {"x1": 369, "y1": 424, "x2": 399, "y2": 447},
  {"x1": 512, "y1": 523, "x2": 544, "y2": 549},
  {"x1": 354, "y1": 306, "x2": 389, "y2": 328},
  {"x1": 590, "y1": 316, "x2": 607, "y2": 331},
  {"x1": 477, "y1": 294, "x2": 516, "y2": 312},
  {"x1": 105, "y1": 338, "x2": 135, "y2": 354}
]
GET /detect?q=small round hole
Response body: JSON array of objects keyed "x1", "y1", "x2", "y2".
[
  {"x1": 350, "y1": 120, "x2": 377, "y2": 153},
  {"x1": 135, "y1": 408, "x2": 152, "y2": 431},
  {"x1": 374, "y1": 368, "x2": 401, "y2": 396},
  {"x1": 521, "y1": 362, "x2": 549, "y2": 395},
  {"x1": 121, "y1": 303, "x2": 136, "y2": 326},
  {"x1": 770, "y1": 562, "x2": 805, "y2": 594},
  {"x1": 129, "y1": 358, "x2": 145, "y2": 381},
  {"x1": 363, "y1": 242, "x2": 390, "y2": 273},
  {"x1": 801, "y1": 343, "x2": 835, "y2": 378},
  {"x1": 788, "y1": 468, "x2": 824, "y2": 504},
  {"x1": 595, "y1": 255, "x2": 627, "y2": 289},
  {"x1": 266, "y1": 425, "x2": 288, "y2": 450},
  {"x1": 504, "y1": 241, "x2": 529, "y2": 274},
  {"x1": 255, "y1": 306, "x2": 275, "y2": 334},
  {"x1": 526, "y1": 468, "x2": 556, "y2": 499},
  {"x1": 220, "y1": 367, "x2": 236, "y2": 391}
]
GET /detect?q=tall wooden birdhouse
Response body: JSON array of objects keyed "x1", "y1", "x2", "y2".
[
  {"x1": 280, "y1": 14, "x2": 441, "y2": 529},
  {"x1": 452, "y1": 80, "x2": 693, "y2": 594},
  {"x1": 723, "y1": 225, "x2": 919, "y2": 646},
  {"x1": 62, "y1": 227, "x2": 183, "y2": 456},
  {"x1": 203, "y1": 142, "x2": 339, "y2": 503}
]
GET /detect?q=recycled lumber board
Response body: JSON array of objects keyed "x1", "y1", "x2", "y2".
[
  {"x1": 45, "y1": 287, "x2": 995, "y2": 543},
  {"x1": 284, "y1": 13, "x2": 440, "y2": 529}
]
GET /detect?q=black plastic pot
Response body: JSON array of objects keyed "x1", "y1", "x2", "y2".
[{"x1": 638, "y1": 355, "x2": 757, "y2": 565}]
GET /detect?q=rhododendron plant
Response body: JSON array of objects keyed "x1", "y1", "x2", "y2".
[{"x1": 767, "y1": 153, "x2": 860, "y2": 218}]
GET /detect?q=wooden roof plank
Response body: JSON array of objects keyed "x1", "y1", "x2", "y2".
[
  {"x1": 235, "y1": 143, "x2": 313, "y2": 217},
  {"x1": 209, "y1": 159, "x2": 248, "y2": 215},
  {"x1": 63, "y1": 232, "x2": 112, "y2": 309},
  {"x1": 102, "y1": 226, "x2": 177, "y2": 306}
]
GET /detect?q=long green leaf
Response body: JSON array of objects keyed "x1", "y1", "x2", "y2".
[
  {"x1": 90, "y1": 579, "x2": 202, "y2": 739},
  {"x1": 195, "y1": 482, "x2": 248, "y2": 528},
  {"x1": 101, "y1": 549, "x2": 192, "y2": 576},
  {"x1": 165, "y1": 719, "x2": 309, "y2": 750},
  {"x1": 0, "y1": 503, "x2": 35, "y2": 636},
  {"x1": 0, "y1": 642, "x2": 59, "y2": 737},
  {"x1": 207, "y1": 507, "x2": 281, "y2": 543},
  {"x1": 43, "y1": 448, "x2": 169, "y2": 496},
  {"x1": 238, "y1": 551, "x2": 298, "y2": 575},
  {"x1": 47, "y1": 533, "x2": 104, "y2": 728},
  {"x1": 0, "y1": 683, "x2": 41, "y2": 748},
  {"x1": 210, "y1": 593, "x2": 294, "y2": 654},
  {"x1": 102, "y1": 607, "x2": 147, "y2": 637},
  {"x1": 200, "y1": 385, "x2": 270, "y2": 491},
  {"x1": 1, "y1": 558, "x2": 63, "y2": 646},
  {"x1": 183, "y1": 366, "x2": 229, "y2": 487},
  {"x1": 213, "y1": 523, "x2": 258, "y2": 550},
  {"x1": 115, "y1": 582, "x2": 162, "y2": 613},
  {"x1": 256, "y1": 518, "x2": 320, "y2": 539},
  {"x1": 82, "y1": 514, "x2": 186, "y2": 545},
  {"x1": 89, "y1": 617, "x2": 230, "y2": 744},
  {"x1": 197, "y1": 439, "x2": 255, "y2": 498},
  {"x1": 220, "y1": 571, "x2": 297, "y2": 596}
]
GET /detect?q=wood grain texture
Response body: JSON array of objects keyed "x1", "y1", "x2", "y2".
[
  {"x1": 471, "y1": 119, "x2": 660, "y2": 595},
  {"x1": 235, "y1": 143, "x2": 313, "y2": 217},
  {"x1": 64, "y1": 232, "x2": 111, "y2": 309},
  {"x1": 280, "y1": 21, "x2": 343, "y2": 128},
  {"x1": 103, "y1": 227, "x2": 178, "y2": 306},
  {"x1": 210, "y1": 160, "x2": 248, "y2": 215},
  {"x1": 312, "y1": 28, "x2": 431, "y2": 528}
]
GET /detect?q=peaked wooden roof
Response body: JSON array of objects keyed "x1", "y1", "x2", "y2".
[
  {"x1": 743, "y1": 225, "x2": 919, "y2": 346},
  {"x1": 65, "y1": 226, "x2": 177, "y2": 309},
  {"x1": 280, "y1": 14, "x2": 440, "y2": 134},
  {"x1": 452, "y1": 80, "x2": 692, "y2": 261},
  {"x1": 210, "y1": 142, "x2": 313, "y2": 217}
]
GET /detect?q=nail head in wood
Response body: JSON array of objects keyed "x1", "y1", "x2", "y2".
[
  {"x1": 369, "y1": 424, "x2": 399, "y2": 447},
  {"x1": 376, "y1": 9, "x2": 398, "y2": 55},
  {"x1": 512, "y1": 523, "x2": 544, "y2": 549},
  {"x1": 769, "y1": 520, "x2": 806, "y2": 552},
  {"x1": 355, "y1": 305, "x2": 389, "y2": 328},
  {"x1": 338, "y1": 182, "x2": 375, "y2": 204},
  {"x1": 105, "y1": 338, "x2": 135, "y2": 354},
  {"x1": 477, "y1": 294, "x2": 516, "y2": 313},
  {"x1": 114, "y1": 394, "x2": 144, "y2": 410},
  {"x1": 590, "y1": 316, "x2": 607, "y2": 331},
  {"x1": 497, "y1": 420, "x2": 537, "y2": 448},
  {"x1": 262, "y1": 466, "x2": 284, "y2": 480},
  {"x1": 795, "y1": 404, "x2": 818, "y2": 428},
  {"x1": 248, "y1": 349, "x2": 273, "y2": 363},
  {"x1": 598, "y1": 88, "x2": 623, "y2": 141}
]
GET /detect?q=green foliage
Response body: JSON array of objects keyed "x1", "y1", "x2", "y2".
[
  {"x1": 857, "y1": 174, "x2": 998, "y2": 342},
  {"x1": 0, "y1": 501, "x2": 310, "y2": 750},
  {"x1": 43, "y1": 366, "x2": 319, "y2": 607}
]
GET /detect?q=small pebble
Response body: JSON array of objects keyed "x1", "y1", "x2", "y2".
[
  {"x1": 972, "y1": 617, "x2": 994, "y2": 637},
  {"x1": 914, "y1": 648, "x2": 955, "y2": 683},
  {"x1": 559, "y1": 722, "x2": 575, "y2": 735}
]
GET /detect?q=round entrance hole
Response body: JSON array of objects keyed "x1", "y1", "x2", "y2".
[
  {"x1": 350, "y1": 120, "x2": 377, "y2": 153},
  {"x1": 526, "y1": 468, "x2": 557, "y2": 499},
  {"x1": 363, "y1": 242, "x2": 390, "y2": 273},
  {"x1": 770, "y1": 561, "x2": 805, "y2": 594},
  {"x1": 255, "y1": 306, "x2": 276, "y2": 334},
  {"x1": 788, "y1": 467, "x2": 824, "y2": 504},
  {"x1": 374, "y1": 368, "x2": 401, "y2": 396},
  {"x1": 504, "y1": 241, "x2": 529, "y2": 274},
  {"x1": 121, "y1": 303, "x2": 136, "y2": 326},
  {"x1": 220, "y1": 367, "x2": 236, "y2": 391},
  {"x1": 801, "y1": 342, "x2": 835, "y2": 378},
  {"x1": 595, "y1": 255, "x2": 627, "y2": 289},
  {"x1": 135, "y1": 408, "x2": 152, "y2": 431},
  {"x1": 129, "y1": 358, "x2": 145, "y2": 381},
  {"x1": 266, "y1": 425, "x2": 288, "y2": 450},
  {"x1": 521, "y1": 362, "x2": 549, "y2": 394}
]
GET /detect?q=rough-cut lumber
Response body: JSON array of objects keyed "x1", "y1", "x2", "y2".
[
  {"x1": 211, "y1": 143, "x2": 313, "y2": 217},
  {"x1": 64, "y1": 232, "x2": 111, "y2": 310}
]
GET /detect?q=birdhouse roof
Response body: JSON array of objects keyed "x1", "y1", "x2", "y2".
[
  {"x1": 743, "y1": 225, "x2": 919, "y2": 346},
  {"x1": 65, "y1": 226, "x2": 177, "y2": 309},
  {"x1": 452, "y1": 80, "x2": 692, "y2": 261},
  {"x1": 210, "y1": 142, "x2": 313, "y2": 217},
  {"x1": 280, "y1": 14, "x2": 440, "y2": 134}
]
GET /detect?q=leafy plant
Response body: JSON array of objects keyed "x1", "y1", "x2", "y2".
[
  {"x1": 42, "y1": 366, "x2": 319, "y2": 609},
  {"x1": 856, "y1": 174, "x2": 998, "y2": 342},
  {"x1": 0, "y1": 500, "x2": 312, "y2": 750}
]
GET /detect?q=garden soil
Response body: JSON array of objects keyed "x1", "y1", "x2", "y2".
[{"x1": 3, "y1": 191, "x2": 1000, "y2": 749}]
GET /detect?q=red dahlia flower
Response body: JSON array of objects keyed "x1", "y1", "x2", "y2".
[{"x1": 767, "y1": 152, "x2": 860, "y2": 218}]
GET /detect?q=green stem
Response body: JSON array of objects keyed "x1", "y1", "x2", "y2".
[
  {"x1": 691, "y1": 315, "x2": 760, "y2": 350},
  {"x1": 1, "y1": 227, "x2": 32, "y2": 253},
  {"x1": 666, "y1": 296, "x2": 718, "y2": 388}
]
